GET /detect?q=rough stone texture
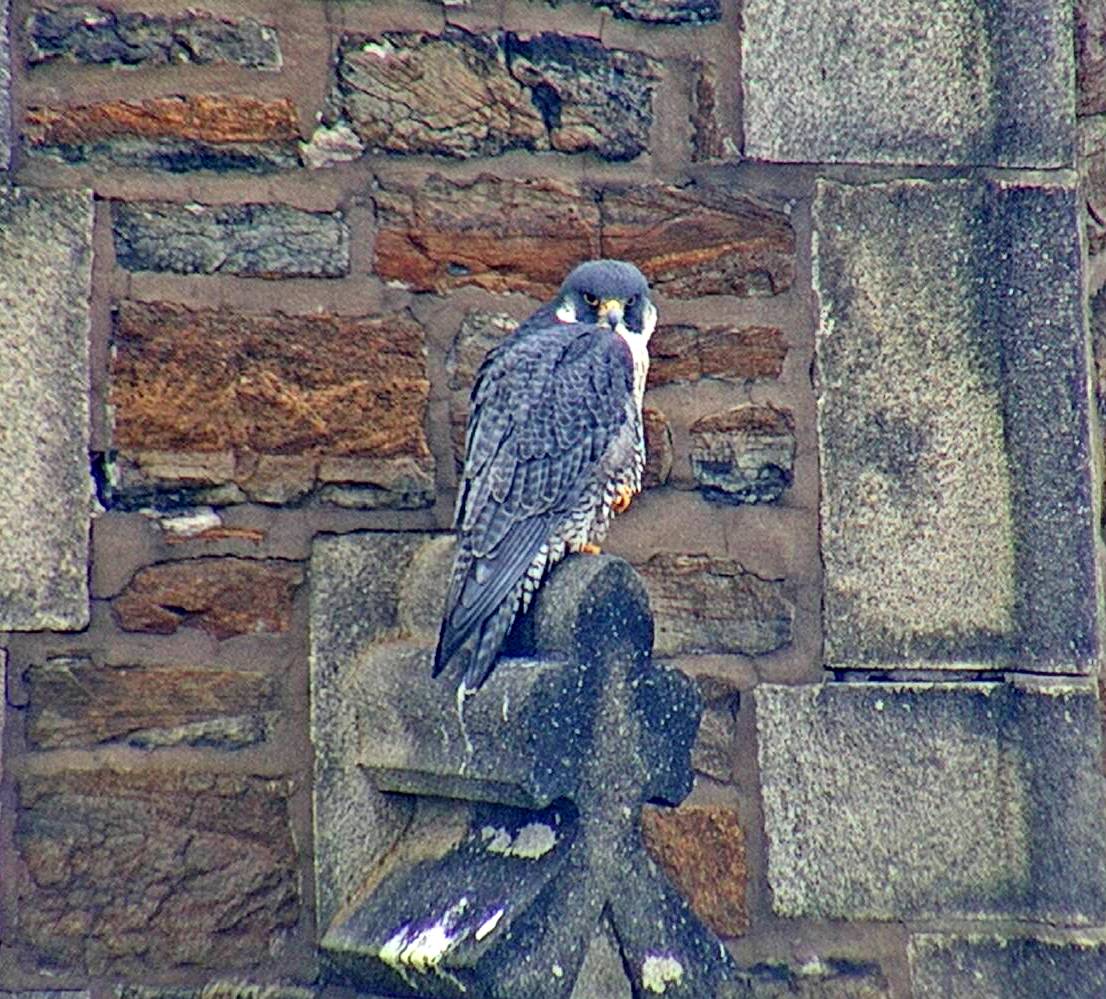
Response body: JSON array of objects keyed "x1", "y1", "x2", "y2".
[
  {"x1": 1093, "y1": 287, "x2": 1106, "y2": 423},
  {"x1": 642, "y1": 407, "x2": 673, "y2": 488},
  {"x1": 113, "y1": 201, "x2": 349, "y2": 277},
  {"x1": 743, "y1": 0, "x2": 1075, "y2": 166},
  {"x1": 1, "y1": 0, "x2": 9, "y2": 169},
  {"x1": 691, "y1": 61, "x2": 733, "y2": 161},
  {"x1": 27, "y1": 7, "x2": 281, "y2": 69},
  {"x1": 25, "y1": 95, "x2": 300, "y2": 172},
  {"x1": 569, "y1": 919, "x2": 632, "y2": 999},
  {"x1": 116, "y1": 986, "x2": 316, "y2": 999},
  {"x1": 374, "y1": 174, "x2": 600, "y2": 297},
  {"x1": 648, "y1": 324, "x2": 786, "y2": 388},
  {"x1": 1078, "y1": 0, "x2": 1106, "y2": 115},
  {"x1": 0, "y1": 186, "x2": 92, "y2": 630},
  {"x1": 109, "y1": 302, "x2": 433, "y2": 508},
  {"x1": 636, "y1": 553, "x2": 792, "y2": 658},
  {"x1": 756, "y1": 681, "x2": 1106, "y2": 922},
  {"x1": 25, "y1": 657, "x2": 276, "y2": 750},
  {"x1": 691, "y1": 676, "x2": 739, "y2": 783},
  {"x1": 815, "y1": 178, "x2": 1097, "y2": 672},
  {"x1": 0, "y1": 993, "x2": 90, "y2": 999},
  {"x1": 689, "y1": 405, "x2": 795, "y2": 505},
  {"x1": 111, "y1": 558, "x2": 303, "y2": 639},
  {"x1": 600, "y1": 183, "x2": 795, "y2": 297},
  {"x1": 910, "y1": 933, "x2": 1106, "y2": 998},
  {"x1": 446, "y1": 311, "x2": 518, "y2": 391},
  {"x1": 744, "y1": 964, "x2": 890, "y2": 998},
  {"x1": 1081, "y1": 115, "x2": 1106, "y2": 256},
  {"x1": 641, "y1": 805, "x2": 748, "y2": 936},
  {"x1": 374, "y1": 175, "x2": 794, "y2": 299},
  {"x1": 594, "y1": 0, "x2": 721, "y2": 23},
  {"x1": 15, "y1": 769, "x2": 299, "y2": 973}
]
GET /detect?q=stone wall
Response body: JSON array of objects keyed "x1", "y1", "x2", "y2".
[{"x1": 0, "y1": 2, "x2": 1102, "y2": 998}]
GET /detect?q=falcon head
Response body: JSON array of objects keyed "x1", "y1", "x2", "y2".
[{"x1": 554, "y1": 259, "x2": 657, "y2": 342}]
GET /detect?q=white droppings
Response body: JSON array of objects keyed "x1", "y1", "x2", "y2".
[
  {"x1": 361, "y1": 40, "x2": 396, "y2": 58},
  {"x1": 642, "y1": 953, "x2": 684, "y2": 993},
  {"x1": 152, "y1": 507, "x2": 221, "y2": 537},
  {"x1": 480, "y1": 822, "x2": 557, "y2": 859},
  {"x1": 474, "y1": 908, "x2": 504, "y2": 942},
  {"x1": 379, "y1": 898, "x2": 470, "y2": 977}
]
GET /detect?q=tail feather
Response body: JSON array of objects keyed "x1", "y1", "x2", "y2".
[{"x1": 463, "y1": 595, "x2": 524, "y2": 691}]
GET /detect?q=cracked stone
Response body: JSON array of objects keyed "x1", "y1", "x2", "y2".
[
  {"x1": 112, "y1": 201, "x2": 349, "y2": 277},
  {"x1": 111, "y1": 557, "x2": 303, "y2": 639},
  {"x1": 689, "y1": 405, "x2": 795, "y2": 505}
]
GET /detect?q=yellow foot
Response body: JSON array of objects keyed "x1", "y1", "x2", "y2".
[
  {"x1": 612, "y1": 485, "x2": 635, "y2": 515},
  {"x1": 572, "y1": 542, "x2": 602, "y2": 555}
]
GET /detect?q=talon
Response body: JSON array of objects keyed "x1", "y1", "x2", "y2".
[
  {"x1": 612, "y1": 485, "x2": 634, "y2": 515},
  {"x1": 573, "y1": 542, "x2": 602, "y2": 555}
]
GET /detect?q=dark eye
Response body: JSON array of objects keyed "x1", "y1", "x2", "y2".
[
  {"x1": 626, "y1": 295, "x2": 637, "y2": 308},
  {"x1": 583, "y1": 293, "x2": 599, "y2": 307}
]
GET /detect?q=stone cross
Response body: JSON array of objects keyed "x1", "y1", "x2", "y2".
[{"x1": 320, "y1": 553, "x2": 745, "y2": 998}]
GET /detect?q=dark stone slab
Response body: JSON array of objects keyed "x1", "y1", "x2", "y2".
[
  {"x1": 112, "y1": 201, "x2": 348, "y2": 277},
  {"x1": 815, "y1": 177, "x2": 1097, "y2": 672}
]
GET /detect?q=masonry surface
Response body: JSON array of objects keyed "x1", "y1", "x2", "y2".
[{"x1": 0, "y1": 1, "x2": 1103, "y2": 998}]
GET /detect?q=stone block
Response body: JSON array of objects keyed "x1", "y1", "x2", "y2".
[
  {"x1": 756, "y1": 680, "x2": 1106, "y2": 922},
  {"x1": 1077, "y1": 0, "x2": 1106, "y2": 115},
  {"x1": 113, "y1": 201, "x2": 348, "y2": 277},
  {"x1": 642, "y1": 406, "x2": 672, "y2": 488},
  {"x1": 1, "y1": 0, "x2": 9, "y2": 170},
  {"x1": 25, "y1": 95, "x2": 300, "y2": 173},
  {"x1": 690, "y1": 675, "x2": 739, "y2": 782},
  {"x1": 111, "y1": 557, "x2": 303, "y2": 639},
  {"x1": 1080, "y1": 115, "x2": 1106, "y2": 256},
  {"x1": 0, "y1": 993, "x2": 89, "y2": 999},
  {"x1": 815, "y1": 177, "x2": 1097, "y2": 672},
  {"x1": 0, "y1": 186, "x2": 92, "y2": 630},
  {"x1": 27, "y1": 7, "x2": 281, "y2": 69},
  {"x1": 15, "y1": 769, "x2": 299, "y2": 973},
  {"x1": 910, "y1": 933, "x2": 1106, "y2": 998},
  {"x1": 108, "y1": 302, "x2": 432, "y2": 507},
  {"x1": 743, "y1": 0, "x2": 1075, "y2": 166},
  {"x1": 648, "y1": 324, "x2": 786, "y2": 388},
  {"x1": 595, "y1": 0, "x2": 720, "y2": 23},
  {"x1": 636, "y1": 553, "x2": 792, "y2": 657},
  {"x1": 25, "y1": 656, "x2": 276, "y2": 750},
  {"x1": 690, "y1": 61, "x2": 733, "y2": 161},
  {"x1": 689, "y1": 405, "x2": 794, "y2": 505},
  {"x1": 743, "y1": 963, "x2": 890, "y2": 999},
  {"x1": 116, "y1": 987, "x2": 316, "y2": 999},
  {"x1": 641, "y1": 805, "x2": 748, "y2": 936}
]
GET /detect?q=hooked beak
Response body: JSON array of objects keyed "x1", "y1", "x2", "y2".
[{"x1": 597, "y1": 298, "x2": 624, "y2": 330}]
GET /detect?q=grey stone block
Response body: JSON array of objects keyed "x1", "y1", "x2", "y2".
[
  {"x1": 814, "y1": 177, "x2": 1097, "y2": 672},
  {"x1": 0, "y1": 0, "x2": 9, "y2": 170},
  {"x1": 743, "y1": 0, "x2": 1075, "y2": 166},
  {"x1": 756, "y1": 680, "x2": 1106, "y2": 923},
  {"x1": 0, "y1": 186, "x2": 92, "y2": 630},
  {"x1": 910, "y1": 933, "x2": 1106, "y2": 999},
  {"x1": 112, "y1": 201, "x2": 349, "y2": 277}
]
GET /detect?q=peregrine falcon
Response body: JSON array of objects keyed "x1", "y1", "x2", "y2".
[{"x1": 434, "y1": 259, "x2": 656, "y2": 694}]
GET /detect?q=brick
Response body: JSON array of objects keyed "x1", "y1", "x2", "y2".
[
  {"x1": 374, "y1": 174, "x2": 600, "y2": 297},
  {"x1": 112, "y1": 201, "x2": 348, "y2": 277},
  {"x1": 596, "y1": 0, "x2": 721, "y2": 24},
  {"x1": 111, "y1": 558, "x2": 303, "y2": 639},
  {"x1": 636, "y1": 553, "x2": 792, "y2": 657},
  {"x1": 1078, "y1": 0, "x2": 1106, "y2": 115},
  {"x1": 648, "y1": 324, "x2": 786, "y2": 387},
  {"x1": 757, "y1": 680, "x2": 1106, "y2": 922},
  {"x1": 26, "y1": 95, "x2": 300, "y2": 172},
  {"x1": 690, "y1": 405, "x2": 794, "y2": 505},
  {"x1": 600, "y1": 182, "x2": 795, "y2": 297},
  {"x1": 815, "y1": 178, "x2": 1096, "y2": 672},
  {"x1": 641, "y1": 804, "x2": 748, "y2": 936},
  {"x1": 15, "y1": 769, "x2": 299, "y2": 973},
  {"x1": 27, "y1": 6, "x2": 281, "y2": 69},
  {"x1": 109, "y1": 302, "x2": 432, "y2": 506},
  {"x1": 0, "y1": 186, "x2": 92, "y2": 630},
  {"x1": 25, "y1": 657, "x2": 276, "y2": 750},
  {"x1": 910, "y1": 933, "x2": 1106, "y2": 999},
  {"x1": 743, "y1": 0, "x2": 1074, "y2": 167}
]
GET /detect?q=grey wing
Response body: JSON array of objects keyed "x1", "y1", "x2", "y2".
[{"x1": 433, "y1": 324, "x2": 636, "y2": 688}]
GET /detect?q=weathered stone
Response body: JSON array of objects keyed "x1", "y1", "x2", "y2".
[
  {"x1": 1078, "y1": 0, "x2": 1106, "y2": 115},
  {"x1": 642, "y1": 407, "x2": 672, "y2": 488},
  {"x1": 690, "y1": 405, "x2": 795, "y2": 505},
  {"x1": 743, "y1": 962, "x2": 891, "y2": 998},
  {"x1": 0, "y1": 992, "x2": 90, "y2": 999},
  {"x1": 600, "y1": 183, "x2": 795, "y2": 297},
  {"x1": 112, "y1": 558, "x2": 303, "y2": 639},
  {"x1": 815, "y1": 178, "x2": 1096, "y2": 672},
  {"x1": 1, "y1": 0, "x2": 10, "y2": 169},
  {"x1": 595, "y1": 0, "x2": 721, "y2": 24},
  {"x1": 569, "y1": 918, "x2": 632, "y2": 999},
  {"x1": 0, "y1": 186, "x2": 92, "y2": 630},
  {"x1": 641, "y1": 805, "x2": 748, "y2": 936},
  {"x1": 637, "y1": 553, "x2": 792, "y2": 657},
  {"x1": 1092, "y1": 286, "x2": 1106, "y2": 421},
  {"x1": 691, "y1": 675, "x2": 739, "y2": 782},
  {"x1": 690, "y1": 61, "x2": 732, "y2": 161},
  {"x1": 505, "y1": 32, "x2": 658, "y2": 160},
  {"x1": 333, "y1": 30, "x2": 544, "y2": 158},
  {"x1": 109, "y1": 302, "x2": 432, "y2": 506},
  {"x1": 299, "y1": 123, "x2": 364, "y2": 169},
  {"x1": 446, "y1": 311, "x2": 517, "y2": 390},
  {"x1": 743, "y1": 0, "x2": 1075, "y2": 166},
  {"x1": 25, "y1": 95, "x2": 300, "y2": 172},
  {"x1": 648, "y1": 324, "x2": 786, "y2": 388},
  {"x1": 756, "y1": 680, "x2": 1106, "y2": 922},
  {"x1": 113, "y1": 201, "x2": 349, "y2": 277},
  {"x1": 374, "y1": 174, "x2": 600, "y2": 297},
  {"x1": 27, "y1": 7, "x2": 281, "y2": 69},
  {"x1": 1081, "y1": 116, "x2": 1106, "y2": 255},
  {"x1": 910, "y1": 933, "x2": 1106, "y2": 998},
  {"x1": 116, "y1": 986, "x2": 316, "y2": 999},
  {"x1": 25, "y1": 657, "x2": 276, "y2": 750},
  {"x1": 15, "y1": 769, "x2": 299, "y2": 973}
]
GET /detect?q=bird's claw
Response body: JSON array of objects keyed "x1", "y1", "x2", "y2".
[
  {"x1": 573, "y1": 542, "x2": 602, "y2": 555},
  {"x1": 612, "y1": 485, "x2": 635, "y2": 515}
]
